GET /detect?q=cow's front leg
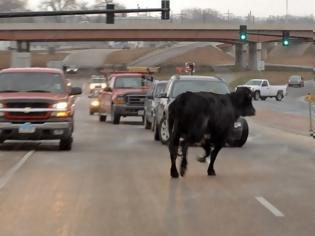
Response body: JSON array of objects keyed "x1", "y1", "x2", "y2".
[{"x1": 207, "y1": 143, "x2": 223, "y2": 176}]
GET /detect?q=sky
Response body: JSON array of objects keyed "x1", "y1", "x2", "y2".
[{"x1": 27, "y1": 0, "x2": 315, "y2": 17}]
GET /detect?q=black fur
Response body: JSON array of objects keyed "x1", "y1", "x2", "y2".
[{"x1": 168, "y1": 87, "x2": 255, "y2": 178}]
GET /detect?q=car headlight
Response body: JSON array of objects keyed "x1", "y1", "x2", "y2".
[
  {"x1": 114, "y1": 96, "x2": 125, "y2": 105},
  {"x1": 0, "y1": 103, "x2": 3, "y2": 116},
  {"x1": 90, "y1": 84, "x2": 95, "y2": 90},
  {"x1": 234, "y1": 121, "x2": 242, "y2": 129},
  {"x1": 101, "y1": 83, "x2": 106, "y2": 89},
  {"x1": 91, "y1": 100, "x2": 100, "y2": 107},
  {"x1": 53, "y1": 102, "x2": 68, "y2": 110}
]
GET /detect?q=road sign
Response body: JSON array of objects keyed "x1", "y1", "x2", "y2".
[{"x1": 305, "y1": 94, "x2": 315, "y2": 103}]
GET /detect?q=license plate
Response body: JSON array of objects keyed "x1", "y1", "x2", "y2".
[
  {"x1": 138, "y1": 110, "x2": 144, "y2": 116},
  {"x1": 19, "y1": 123, "x2": 35, "y2": 134}
]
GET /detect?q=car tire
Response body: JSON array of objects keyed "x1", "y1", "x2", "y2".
[
  {"x1": 275, "y1": 91, "x2": 284, "y2": 101},
  {"x1": 59, "y1": 136, "x2": 73, "y2": 151},
  {"x1": 111, "y1": 108, "x2": 120, "y2": 125},
  {"x1": 159, "y1": 116, "x2": 169, "y2": 145},
  {"x1": 99, "y1": 115, "x2": 106, "y2": 122},
  {"x1": 90, "y1": 110, "x2": 94, "y2": 115},
  {"x1": 254, "y1": 91, "x2": 260, "y2": 101},
  {"x1": 229, "y1": 118, "x2": 249, "y2": 147},
  {"x1": 154, "y1": 122, "x2": 160, "y2": 141}
]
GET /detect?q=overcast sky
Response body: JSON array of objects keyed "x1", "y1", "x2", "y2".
[{"x1": 28, "y1": 0, "x2": 315, "y2": 17}]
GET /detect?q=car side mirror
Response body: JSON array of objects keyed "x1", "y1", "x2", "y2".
[
  {"x1": 157, "y1": 92, "x2": 167, "y2": 98},
  {"x1": 70, "y1": 87, "x2": 82, "y2": 95}
]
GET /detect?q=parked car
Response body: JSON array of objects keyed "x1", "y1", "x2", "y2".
[
  {"x1": 237, "y1": 79, "x2": 287, "y2": 101},
  {"x1": 98, "y1": 72, "x2": 154, "y2": 124},
  {"x1": 144, "y1": 80, "x2": 167, "y2": 130},
  {"x1": 0, "y1": 67, "x2": 82, "y2": 150},
  {"x1": 154, "y1": 75, "x2": 250, "y2": 147},
  {"x1": 288, "y1": 75, "x2": 304, "y2": 88}
]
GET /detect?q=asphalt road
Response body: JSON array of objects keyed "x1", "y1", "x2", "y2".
[{"x1": 0, "y1": 80, "x2": 315, "y2": 236}]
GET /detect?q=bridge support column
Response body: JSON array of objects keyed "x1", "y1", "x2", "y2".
[
  {"x1": 248, "y1": 42, "x2": 264, "y2": 71},
  {"x1": 235, "y1": 44, "x2": 246, "y2": 70},
  {"x1": 10, "y1": 41, "x2": 31, "y2": 68}
]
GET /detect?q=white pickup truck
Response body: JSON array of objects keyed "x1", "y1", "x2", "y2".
[{"x1": 237, "y1": 79, "x2": 287, "y2": 101}]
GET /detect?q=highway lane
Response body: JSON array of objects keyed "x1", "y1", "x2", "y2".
[{"x1": 0, "y1": 90, "x2": 315, "y2": 235}]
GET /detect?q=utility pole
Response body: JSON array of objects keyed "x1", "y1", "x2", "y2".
[
  {"x1": 224, "y1": 9, "x2": 232, "y2": 23},
  {"x1": 286, "y1": 0, "x2": 289, "y2": 22}
]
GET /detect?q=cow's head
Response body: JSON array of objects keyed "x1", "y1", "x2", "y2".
[{"x1": 231, "y1": 87, "x2": 256, "y2": 117}]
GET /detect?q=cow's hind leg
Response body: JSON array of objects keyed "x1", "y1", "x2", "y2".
[
  {"x1": 168, "y1": 130, "x2": 180, "y2": 178},
  {"x1": 180, "y1": 142, "x2": 189, "y2": 177},
  {"x1": 207, "y1": 143, "x2": 223, "y2": 176}
]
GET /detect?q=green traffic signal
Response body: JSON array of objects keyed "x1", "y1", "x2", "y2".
[
  {"x1": 282, "y1": 31, "x2": 290, "y2": 47},
  {"x1": 282, "y1": 39, "x2": 289, "y2": 46},
  {"x1": 239, "y1": 25, "x2": 248, "y2": 42},
  {"x1": 240, "y1": 33, "x2": 247, "y2": 41}
]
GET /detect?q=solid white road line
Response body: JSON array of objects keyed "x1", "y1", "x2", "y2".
[
  {"x1": 0, "y1": 150, "x2": 35, "y2": 190},
  {"x1": 256, "y1": 196, "x2": 285, "y2": 217}
]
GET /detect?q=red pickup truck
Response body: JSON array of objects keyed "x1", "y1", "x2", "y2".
[
  {"x1": 0, "y1": 67, "x2": 82, "y2": 150},
  {"x1": 98, "y1": 72, "x2": 153, "y2": 124}
]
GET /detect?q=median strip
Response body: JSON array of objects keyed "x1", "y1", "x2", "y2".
[
  {"x1": 256, "y1": 196, "x2": 285, "y2": 217},
  {"x1": 0, "y1": 150, "x2": 35, "y2": 190}
]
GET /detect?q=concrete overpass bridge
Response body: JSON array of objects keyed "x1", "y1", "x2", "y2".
[{"x1": 0, "y1": 23, "x2": 314, "y2": 70}]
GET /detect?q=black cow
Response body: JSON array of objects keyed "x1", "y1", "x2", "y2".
[{"x1": 167, "y1": 87, "x2": 255, "y2": 178}]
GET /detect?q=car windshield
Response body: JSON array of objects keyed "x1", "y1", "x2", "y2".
[
  {"x1": 289, "y1": 76, "x2": 301, "y2": 81},
  {"x1": 114, "y1": 76, "x2": 153, "y2": 88},
  {"x1": 91, "y1": 78, "x2": 105, "y2": 84},
  {"x1": 0, "y1": 72, "x2": 66, "y2": 93},
  {"x1": 245, "y1": 80, "x2": 262, "y2": 85},
  {"x1": 171, "y1": 80, "x2": 230, "y2": 98}
]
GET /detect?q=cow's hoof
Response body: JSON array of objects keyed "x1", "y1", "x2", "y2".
[
  {"x1": 197, "y1": 156, "x2": 206, "y2": 163},
  {"x1": 171, "y1": 168, "x2": 179, "y2": 178},
  {"x1": 207, "y1": 169, "x2": 216, "y2": 176},
  {"x1": 180, "y1": 166, "x2": 187, "y2": 177}
]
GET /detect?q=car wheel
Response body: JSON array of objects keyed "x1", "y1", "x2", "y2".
[
  {"x1": 254, "y1": 91, "x2": 260, "y2": 101},
  {"x1": 99, "y1": 115, "x2": 106, "y2": 122},
  {"x1": 229, "y1": 118, "x2": 249, "y2": 147},
  {"x1": 90, "y1": 110, "x2": 94, "y2": 115},
  {"x1": 111, "y1": 108, "x2": 120, "y2": 125},
  {"x1": 159, "y1": 116, "x2": 169, "y2": 145},
  {"x1": 154, "y1": 121, "x2": 160, "y2": 141},
  {"x1": 59, "y1": 136, "x2": 73, "y2": 151},
  {"x1": 275, "y1": 91, "x2": 284, "y2": 101}
]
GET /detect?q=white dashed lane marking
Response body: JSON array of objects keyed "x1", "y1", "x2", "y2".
[
  {"x1": 256, "y1": 196, "x2": 285, "y2": 217},
  {"x1": 0, "y1": 150, "x2": 35, "y2": 190}
]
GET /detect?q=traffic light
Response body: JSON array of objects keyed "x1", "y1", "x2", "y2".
[
  {"x1": 161, "y1": 0, "x2": 170, "y2": 20},
  {"x1": 106, "y1": 3, "x2": 115, "y2": 24},
  {"x1": 282, "y1": 31, "x2": 290, "y2": 46},
  {"x1": 239, "y1": 25, "x2": 248, "y2": 42}
]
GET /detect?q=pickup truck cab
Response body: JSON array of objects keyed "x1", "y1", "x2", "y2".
[
  {"x1": 0, "y1": 67, "x2": 82, "y2": 150},
  {"x1": 98, "y1": 72, "x2": 153, "y2": 124},
  {"x1": 237, "y1": 79, "x2": 287, "y2": 101}
]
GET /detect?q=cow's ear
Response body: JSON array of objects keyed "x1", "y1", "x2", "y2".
[{"x1": 231, "y1": 89, "x2": 247, "y2": 107}]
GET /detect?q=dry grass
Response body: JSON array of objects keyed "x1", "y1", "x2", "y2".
[
  {"x1": 104, "y1": 48, "x2": 155, "y2": 65},
  {"x1": 164, "y1": 46, "x2": 234, "y2": 65},
  {"x1": 0, "y1": 51, "x2": 68, "y2": 69}
]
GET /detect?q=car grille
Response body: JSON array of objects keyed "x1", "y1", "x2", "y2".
[
  {"x1": 126, "y1": 94, "x2": 146, "y2": 106},
  {"x1": 5, "y1": 101, "x2": 51, "y2": 120}
]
